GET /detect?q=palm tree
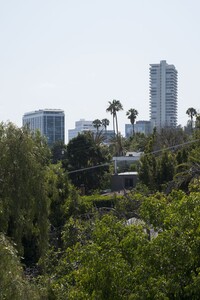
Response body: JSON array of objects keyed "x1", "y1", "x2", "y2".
[
  {"x1": 92, "y1": 119, "x2": 102, "y2": 132},
  {"x1": 106, "y1": 99, "x2": 123, "y2": 136},
  {"x1": 101, "y1": 118, "x2": 110, "y2": 131},
  {"x1": 186, "y1": 107, "x2": 197, "y2": 131},
  {"x1": 109, "y1": 133, "x2": 126, "y2": 157},
  {"x1": 126, "y1": 108, "x2": 138, "y2": 135},
  {"x1": 87, "y1": 130, "x2": 105, "y2": 146}
]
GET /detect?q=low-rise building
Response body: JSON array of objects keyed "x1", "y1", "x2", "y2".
[{"x1": 111, "y1": 172, "x2": 138, "y2": 191}]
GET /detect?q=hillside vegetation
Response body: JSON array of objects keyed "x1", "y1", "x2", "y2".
[{"x1": 0, "y1": 122, "x2": 200, "y2": 299}]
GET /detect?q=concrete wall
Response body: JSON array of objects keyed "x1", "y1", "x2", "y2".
[{"x1": 111, "y1": 173, "x2": 138, "y2": 191}]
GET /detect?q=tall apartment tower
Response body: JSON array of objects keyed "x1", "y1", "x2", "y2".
[
  {"x1": 23, "y1": 109, "x2": 65, "y2": 146},
  {"x1": 149, "y1": 60, "x2": 178, "y2": 129}
]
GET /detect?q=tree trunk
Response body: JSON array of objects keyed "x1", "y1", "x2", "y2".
[{"x1": 115, "y1": 114, "x2": 119, "y2": 136}]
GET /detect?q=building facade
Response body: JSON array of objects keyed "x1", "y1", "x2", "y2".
[
  {"x1": 23, "y1": 109, "x2": 65, "y2": 146},
  {"x1": 125, "y1": 120, "x2": 152, "y2": 137},
  {"x1": 68, "y1": 119, "x2": 114, "y2": 142},
  {"x1": 68, "y1": 119, "x2": 98, "y2": 141},
  {"x1": 149, "y1": 60, "x2": 178, "y2": 129}
]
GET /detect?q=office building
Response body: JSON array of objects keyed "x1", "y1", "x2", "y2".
[
  {"x1": 149, "y1": 60, "x2": 178, "y2": 129},
  {"x1": 125, "y1": 120, "x2": 152, "y2": 137},
  {"x1": 68, "y1": 119, "x2": 97, "y2": 141},
  {"x1": 23, "y1": 109, "x2": 65, "y2": 146},
  {"x1": 68, "y1": 119, "x2": 114, "y2": 143}
]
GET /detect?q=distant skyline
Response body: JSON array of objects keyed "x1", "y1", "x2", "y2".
[{"x1": 1, "y1": 0, "x2": 200, "y2": 141}]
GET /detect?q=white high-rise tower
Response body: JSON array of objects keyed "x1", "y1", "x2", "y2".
[{"x1": 149, "y1": 60, "x2": 178, "y2": 129}]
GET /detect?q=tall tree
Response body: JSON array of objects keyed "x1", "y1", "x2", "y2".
[
  {"x1": 101, "y1": 118, "x2": 110, "y2": 131},
  {"x1": 126, "y1": 108, "x2": 138, "y2": 135},
  {"x1": 66, "y1": 132, "x2": 109, "y2": 193},
  {"x1": 92, "y1": 119, "x2": 102, "y2": 132},
  {"x1": 51, "y1": 140, "x2": 67, "y2": 164},
  {"x1": 109, "y1": 133, "x2": 126, "y2": 157},
  {"x1": 195, "y1": 114, "x2": 200, "y2": 129},
  {"x1": 186, "y1": 107, "x2": 197, "y2": 131},
  {"x1": 0, "y1": 123, "x2": 50, "y2": 266},
  {"x1": 47, "y1": 163, "x2": 70, "y2": 248},
  {"x1": 0, "y1": 233, "x2": 40, "y2": 299},
  {"x1": 88, "y1": 130, "x2": 106, "y2": 146},
  {"x1": 174, "y1": 144, "x2": 200, "y2": 192},
  {"x1": 106, "y1": 100, "x2": 123, "y2": 136}
]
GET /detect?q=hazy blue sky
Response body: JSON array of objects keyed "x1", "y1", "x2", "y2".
[{"x1": 1, "y1": 0, "x2": 200, "y2": 140}]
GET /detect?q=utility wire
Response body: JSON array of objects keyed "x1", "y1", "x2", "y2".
[
  {"x1": 68, "y1": 163, "x2": 110, "y2": 174},
  {"x1": 150, "y1": 138, "x2": 200, "y2": 154},
  {"x1": 67, "y1": 138, "x2": 200, "y2": 175}
]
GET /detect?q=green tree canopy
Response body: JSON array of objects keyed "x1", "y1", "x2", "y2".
[
  {"x1": 66, "y1": 132, "x2": 109, "y2": 193},
  {"x1": 0, "y1": 233, "x2": 40, "y2": 299},
  {"x1": 51, "y1": 140, "x2": 67, "y2": 165},
  {"x1": 0, "y1": 123, "x2": 50, "y2": 266}
]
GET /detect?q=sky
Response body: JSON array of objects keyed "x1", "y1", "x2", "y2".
[{"x1": 1, "y1": 0, "x2": 200, "y2": 142}]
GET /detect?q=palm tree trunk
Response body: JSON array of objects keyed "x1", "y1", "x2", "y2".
[
  {"x1": 115, "y1": 114, "x2": 119, "y2": 136},
  {"x1": 113, "y1": 115, "x2": 115, "y2": 135},
  {"x1": 191, "y1": 116, "x2": 193, "y2": 131}
]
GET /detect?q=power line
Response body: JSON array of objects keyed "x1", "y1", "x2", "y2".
[
  {"x1": 68, "y1": 163, "x2": 109, "y2": 174},
  {"x1": 67, "y1": 138, "x2": 200, "y2": 175},
  {"x1": 150, "y1": 139, "x2": 200, "y2": 155}
]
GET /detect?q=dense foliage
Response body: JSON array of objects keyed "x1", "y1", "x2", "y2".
[
  {"x1": 1, "y1": 122, "x2": 200, "y2": 299},
  {"x1": 0, "y1": 123, "x2": 50, "y2": 266},
  {"x1": 66, "y1": 132, "x2": 110, "y2": 193},
  {"x1": 138, "y1": 127, "x2": 199, "y2": 192}
]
